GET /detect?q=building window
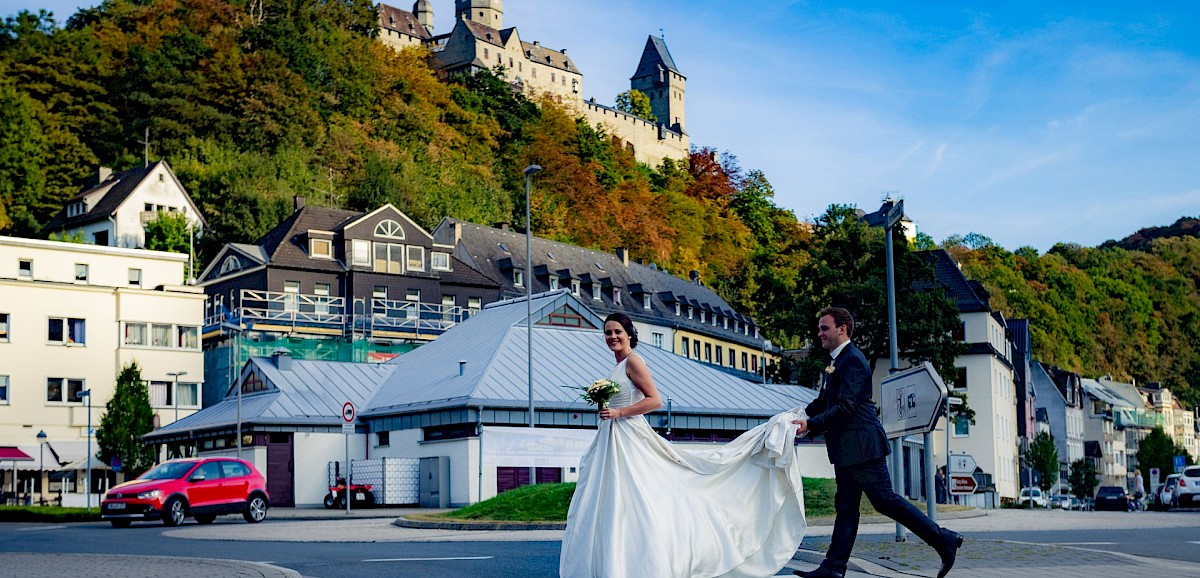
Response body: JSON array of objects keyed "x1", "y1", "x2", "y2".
[
  {"x1": 128, "y1": 268, "x2": 142, "y2": 287},
  {"x1": 177, "y1": 326, "x2": 199, "y2": 349},
  {"x1": 674, "y1": 303, "x2": 680, "y2": 316},
  {"x1": 46, "y1": 377, "x2": 84, "y2": 404},
  {"x1": 549, "y1": 277, "x2": 559, "y2": 290},
  {"x1": 67, "y1": 201, "x2": 85, "y2": 217},
  {"x1": 643, "y1": 294, "x2": 651, "y2": 310},
  {"x1": 723, "y1": 317, "x2": 729, "y2": 329},
  {"x1": 373, "y1": 286, "x2": 388, "y2": 300},
  {"x1": 74, "y1": 263, "x2": 89, "y2": 283},
  {"x1": 742, "y1": 351, "x2": 748, "y2": 370},
  {"x1": 652, "y1": 332, "x2": 664, "y2": 349},
  {"x1": 716, "y1": 346, "x2": 723, "y2": 366},
  {"x1": 950, "y1": 367, "x2": 967, "y2": 390},
  {"x1": 352, "y1": 239, "x2": 371, "y2": 267},
  {"x1": 373, "y1": 242, "x2": 404, "y2": 274},
  {"x1": 592, "y1": 284, "x2": 601, "y2": 301},
  {"x1": 431, "y1": 251, "x2": 451, "y2": 271},
  {"x1": 954, "y1": 416, "x2": 970, "y2": 436},
  {"x1": 219, "y1": 256, "x2": 241, "y2": 275},
  {"x1": 468, "y1": 297, "x2": 482, "y2": 314},
  {"x1": 407, "y1": 245, "x2": 425, "y2": 271},
  {"x1": 405, "y1": 288, "x2": 420, "y2": 302},
  {"x1": 681, "y1": 337, "x2": 690, "y2": 358},
  {"x1": 614, "y1": 289, "x2": 621, "y2": 305},
  {"x1": 0, "y1": 312, "x2": 8, "y2": 342},
  {"x1": 700, "y1": 311, "x2": 706, "y2": 323},
  {"x1": 693, "y1": 339, "x2": 700, "y2": 359},
  {"x1": 150, "y1": 380, "x2": 172, "y2": 406},
  {"x1": 18, "y1": 259, "x2": 32, "y2": 279},
  {"x1": 705, "y1": 343, "x2": 712, "y2": 363},
  {"x1": 124, "y1": 322, "x2": 147, "y2": 346},
  {"x1": 48, "y1": 317, "x2": 86, "y2": 345},
  {"x1": 687, "y1": 306, "x2": 693, "y2": 320},
  {"x1": 952, "y1": 321, "x2": 966, "y2": 342},
  {"x1": 151, "y1": 323, "x2": 172, "y2": 347},
  {"x1": 514, "y1": 269, "x2": 524, "y2": 287},
  {"x1": 377, "y1": 431, "x2": 390, "y2": 447},
  {"x1": 571, "y1": 279, "x2": 580, "y2": 296},
  {"x1": 177, "y1": 382, "x2": 199, "y2": 407},
  {"x1": 283, "y1": 280, "x2": 300, "y2": 312},
  {"x1": 310, "y1": 238, "x2": 332, "y2": 259},
  {"x1": 374, "y1": 219, "x2": 404, "y2": 239},
  {"x1": 0, "y1": 375, "x2": 7, "y2": 404}
]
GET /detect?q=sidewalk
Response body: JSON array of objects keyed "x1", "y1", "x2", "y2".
[{"x1": 0, "y1": 553, "x2": 300, "y2": 578}]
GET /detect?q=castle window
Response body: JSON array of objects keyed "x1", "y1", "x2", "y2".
[
  {"x1": 551, "y1": 72, "x2": 556, "y2": 83},
  {"x1": 484, "y1": 48, "x2": 489, "y2": 59}
]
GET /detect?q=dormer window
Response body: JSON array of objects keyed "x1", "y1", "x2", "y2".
[
  {"x1": 700, "y1": 311, "x2": 706, "y2": 323},
  {"x1": 67, "y1": 201, "x2": 86, "y2": 217},
  {"x1": 571, "y1": 279, "x2": 581, "y2": 296},
  {"x1": 374, "y1": 219, "x2": 404, "y2": 239},
  {"x1": 591, "y1": 284, "x2": 601, "y2": 301},
  {"x1": 643, "y1": 294, "x2": 651, "y2": 310},
  {"x1": 219, "y1": 256, "x2": 242, "y2": 275},
  {"x1": 431, "y1": 251, "x2": 451, "y2": 271},
  {"x1": 549, "y1": 277, "x2": 559, "y2": 290},
  {"x1": 674, "y1": 303, "x2": 680, "y2": 316},
  {"x1": 614, "y1": 289, "x2": 622, "y2": 305},
  {"x1": 514, "y1": 269, "x2": 524, "y2": 287},
  {"x1": 310, "y1": 238, "x2": 332, "y2": 259},
  {"x1": 687, "y1": 306, "x2": 693, "y2": 320}
]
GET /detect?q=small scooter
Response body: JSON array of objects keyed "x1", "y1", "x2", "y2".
[{"x1": 323, "y1": 476, "x2": 376, "y2": 509}]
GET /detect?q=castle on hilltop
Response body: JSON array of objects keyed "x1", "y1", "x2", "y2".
[{"x1": 377, "y1": 0, "x2": 690, "y2": 167}]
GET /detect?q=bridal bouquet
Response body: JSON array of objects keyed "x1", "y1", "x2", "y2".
[{"x1": 566, "y1": 379, "x2": 622, "y2": 408}]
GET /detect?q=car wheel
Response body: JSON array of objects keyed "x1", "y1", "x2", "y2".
[
  {"x1": 243, "y1": 495, "x2": 268, "y2": 523},
  {"x1": 162, "y1": 497, "x2": 187, "y2": 527},
  {"x1": 109, "y1": 520, "x2": 131, "y2": 528},
  {"x1": 323, "y1": 493, "x2": 336, "y2": 509},
  {"x1": 195, "y1": 514, "x2": 216, "y2": 525}
]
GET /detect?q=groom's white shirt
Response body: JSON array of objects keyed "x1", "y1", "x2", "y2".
[{"x1": 829, "y1": 340, "x2": 850, "y2": 362}]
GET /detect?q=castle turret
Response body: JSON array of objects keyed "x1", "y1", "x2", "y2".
[
  {"x1": 413, "y1": 0, "x2": 434, "y2": 33},
  {"x1": 630, "y1": 35, "x2": 686, "y2": 133},
  {"x1": 455, "y1": 0, "x2": 503, "y2": 29}
]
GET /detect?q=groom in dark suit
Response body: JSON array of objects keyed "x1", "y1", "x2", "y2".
[{"x1": 792, "y1": 307, "x2": 963, "y2": 578}]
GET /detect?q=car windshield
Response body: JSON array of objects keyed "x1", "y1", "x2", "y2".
[
  {"x1": 1097, "y1": 487, "x2": 1123, "y2": 496},
  {"x1": 138, "y1": 461, "x2": 197, "y2": 480}
]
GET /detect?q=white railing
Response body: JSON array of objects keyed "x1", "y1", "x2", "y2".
[{"x1": 205, "y1": 291, "x2": 469, "y2": 338}]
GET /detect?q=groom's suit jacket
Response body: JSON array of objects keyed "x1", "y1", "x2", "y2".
[{"x1": 804, "y1": 342, "x2": 889, "y2": 467}]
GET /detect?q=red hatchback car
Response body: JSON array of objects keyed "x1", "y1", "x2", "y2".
[{"x1": 101, "y1": 457, "x2": 270, "y2": 527}]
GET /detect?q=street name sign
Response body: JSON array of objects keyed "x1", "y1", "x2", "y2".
[
  {"x1": 950, "y1": 474, "x2": 977, "y2": 495},
  {"x1": 880, "y1": 362, "x2": 949, "y2": 438}
]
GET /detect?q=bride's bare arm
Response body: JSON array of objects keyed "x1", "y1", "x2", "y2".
[{"x1": 599, "y1": 353, "x2": 663, "y2": 419}]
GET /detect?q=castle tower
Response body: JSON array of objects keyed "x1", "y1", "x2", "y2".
[
  {"x1": 630, "y1": 35, "x2": 686, "y2": 133},
  {"x1": 413, "y1": 0, "x2": 434, "y2": 33},
  {"x1": 455, "y1": 0, "x2": 503, "y2": 29}
]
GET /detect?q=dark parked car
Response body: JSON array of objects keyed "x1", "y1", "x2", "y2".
[
  {"x1": 1094, "y1": 485, "x2": 1128, "y2": 511},
  {"x1": 101, "y1": 457, "x2": 269, "y2": 527}
]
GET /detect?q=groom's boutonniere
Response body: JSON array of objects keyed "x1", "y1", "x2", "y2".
[{"x1": 824, "y1": 365, "x2": 836, "y2": 375}]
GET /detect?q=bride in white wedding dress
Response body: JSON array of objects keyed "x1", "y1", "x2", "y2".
[{"x1": 559, "y1": 313, "x2": 807, "y2": 578}]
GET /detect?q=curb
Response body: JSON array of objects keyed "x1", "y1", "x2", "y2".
[
  {"x1": 394, "y1": 516, "x2": 566, "y2": 531},
  {"x1": 805, "y1": 507, "x2": 985, "y2": 527}
]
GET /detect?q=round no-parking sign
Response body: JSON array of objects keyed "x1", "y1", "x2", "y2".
[{"x1": 342, "y1": 402, "x2": 355, "y2": 422}]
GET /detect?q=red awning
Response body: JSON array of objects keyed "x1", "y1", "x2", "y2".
[{"x1": 0, "y1": 447, "x2": 34, "y2": 461}]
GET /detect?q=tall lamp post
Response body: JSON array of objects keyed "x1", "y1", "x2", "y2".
[
  {"x1": 761, "y1": 339, "x2": 773, "y2": 383},
  {"x1": 222, "y1": 322, "x2": 244, "y2": 459},
  {"x1": 36, "y1": 430, "x2": 46, "y2": 505},
  {"x1": 524, "y1": 164, "x2": 542, "y2": 487},
  {"x1": 77, "y1": 389, "x2": 92, "y2": 512},
  {"x1": 167, "y1": 371, "x2": 188, "y2": 424}
]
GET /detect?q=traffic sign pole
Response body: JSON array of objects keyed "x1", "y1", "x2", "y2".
[{"x1": 341, "y1": 402, "x2": 355, "y2": 515}]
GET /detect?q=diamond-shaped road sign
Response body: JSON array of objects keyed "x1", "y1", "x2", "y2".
[{"x1": 880, "y1": 361, "x2": 949, "y2": 439}]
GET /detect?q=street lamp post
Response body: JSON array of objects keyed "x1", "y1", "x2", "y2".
[
  {"x1": 761, "y1": 339, "x2": 773, "y2": 383},
  {"x1": 77, "y1": 390, "x2": 92, "y2": 512},
  {"x1": 36, "y1": 430, "x2": 46, "y2": 505},
  {"x1": 167, "y1": 371, "x2": 188, "y2": 424},
  {"x1": 523, "y1": 164, "x2": 542, "y2": 488},
  {"x1": 222, "y1": 322, "x2": 243, "y2": 459}
]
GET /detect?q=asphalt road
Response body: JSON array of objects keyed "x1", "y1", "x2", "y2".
[{"x1": 3, "y1": 511, "x2": 1200, "y2": 577}]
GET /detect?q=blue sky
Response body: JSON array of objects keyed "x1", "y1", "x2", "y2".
[{"x1": 8, "y1": 1, "x2": 1200, "y2": 251}]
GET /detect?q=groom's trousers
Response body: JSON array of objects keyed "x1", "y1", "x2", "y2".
[{"x1": 822, "y1": 457, "x2": 946, "y2": 573}]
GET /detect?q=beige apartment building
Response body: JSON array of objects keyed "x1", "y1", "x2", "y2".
[{"x1": 0, "y1": 236, "x2": 205, "y2": 503}]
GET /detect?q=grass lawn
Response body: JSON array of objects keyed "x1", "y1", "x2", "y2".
[
  {"x1": 416, "y1": 478, "x2": 972, "y2": 523},
  {"x1": 0, "y1": 505, "x2": 102, "y2": 523}
]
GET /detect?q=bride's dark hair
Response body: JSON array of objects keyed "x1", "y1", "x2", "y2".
[{"x1": 603, "y1": 312, "x2": 638, "y2": 348}]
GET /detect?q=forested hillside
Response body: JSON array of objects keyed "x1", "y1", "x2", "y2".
[{"x1": 1, "y1": 0, "x2": 1198, "y2": 403}]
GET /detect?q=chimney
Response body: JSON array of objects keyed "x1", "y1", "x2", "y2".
[
  {"x1": 533, "y1": 41, "x2": 540, "y2": 46},
  {"x1": 452, "y1": 221, "x2": 462, "y2": 245},
  {"x1": 561, "y1": 48, "x2": 567, "y2": 54},
  {"x1": 98, "y1": 167, "x2": 112, "y2": 184},
  {"x1": 616, "y1": 248, "x2": 629, "y2": 266},
  {"x1": 272, "y1": 348, "x2": 293, "y2": 371},
  {"x1": 294, "y1": 196, "x2": 306, "y2": 212},
  {"x1": 500, "y1": 223, "x2": 510, "y2": 231},
  {"x1": 458, "y1": 360, "x2": 467, "y2": 376}
]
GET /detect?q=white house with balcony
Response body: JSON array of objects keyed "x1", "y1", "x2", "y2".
[
  {"x1": 41, "y1": 161, "x2": 206, "y2": 254},
  {"x1": 0, "y1": 236, "x2": 205, "y2": 504}
]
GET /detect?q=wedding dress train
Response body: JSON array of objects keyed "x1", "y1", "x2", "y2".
[{"x1": 559, "y1": 353, "x2": 808, "y2": 578}]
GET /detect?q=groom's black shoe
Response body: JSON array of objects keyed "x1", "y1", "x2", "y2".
[
  {"x1": 793, "y1": 568, "x2": 845, "y2": 578},
  {"x1": 936, "y1": 530, "x2": 964, "y2": 578}
]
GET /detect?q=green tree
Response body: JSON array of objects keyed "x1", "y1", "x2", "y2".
[
  {"x1": 1068, "y1": 458, "x2": 1098, "y2": 500},
  {"x1": 1137, "y1": 427, "x2": 1195, "y2": 486},
  {"x1": 614, "y1": 89, "x2": 656, "y2": 122},
  {"x1": 1026, "y1": 431, "x2": 1059, "y2": 494},
  {"x1": 96, "y1": 362, "x2": 155, "y2": 478},
  {"x1": 144, "y1": 210, "x2": 192, "y2": 253}
]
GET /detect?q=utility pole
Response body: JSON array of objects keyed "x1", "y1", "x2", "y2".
[{"x1": 137, "y1": 127, "x2": 150, "y2": 167}]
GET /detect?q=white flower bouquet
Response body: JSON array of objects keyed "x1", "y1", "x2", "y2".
[{"x1": 566, "y1": 379, "x2": 622, "y2": 409}]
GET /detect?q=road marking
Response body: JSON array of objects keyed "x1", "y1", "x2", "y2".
[
  {"x1": 16, "y1": 525, "x2": 66, "y2": 532},
  {"x1": 1052, "y1": 542, "x2": 1117, "y2": 545},
  {"x1": 363, "y1": 556, "x2": 494, "y2": 563}
]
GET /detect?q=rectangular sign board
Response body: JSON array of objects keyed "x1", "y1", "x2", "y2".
[
  {"x1": 342, "y1": 423, "x2": 355, "y2": 435},
  {"x1": 950, "y1": 474, "x2": 977, "y2": 495}
]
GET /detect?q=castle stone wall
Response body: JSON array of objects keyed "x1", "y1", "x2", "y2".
[{"x1": 581, "y1": 101, "x2": 688, "y2": 168}]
